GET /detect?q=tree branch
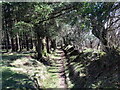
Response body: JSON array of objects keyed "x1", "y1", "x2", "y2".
[{"x1": 38, "y1": 4, "x2": 78, "y2": 24}]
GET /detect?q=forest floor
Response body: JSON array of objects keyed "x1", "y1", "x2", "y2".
[
  {"x1": 48, "y1": 47, "x2": 68, "y2": 88},
  {"x1": 1, "y1": 47, "x2": 120, "y2": 89},
  {"x1": 1, "y1": 48, "x2": 68, "y2": 89}
]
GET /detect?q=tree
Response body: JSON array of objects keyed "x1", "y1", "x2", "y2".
[{"x1": 78, "y1": 2, "x2": 120, "y2": 52}]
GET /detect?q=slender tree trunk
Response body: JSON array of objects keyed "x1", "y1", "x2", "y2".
[
  {"x1": 54, "y1": 39, "x2": 56, "y2": 50},
  {"x1": 63, "y1": 37, "x2": 67, "y2": 47},
  {"x1": 25, "y1": 33, "x2": 29, "y2": 51},
  {"x1": 5, "y1": 39, "x2": 8, "y2": 52},
  {"x1": 15, "y1": 36, "x2": 18, "y2": 51},
  {"x1": 15, "y1": 33, "x2": 20, "y2": 52},
  {"x1": 6, "y1": 31, "x2": 10, "y2": 52},
  {"x1": 22, "y1": 38, "x2": 26, "y2": 49},
  {"x1": 6, "y1": 35, "x2": 9, "y2": 52},
  {"x1": 42, "y1": 40, "x2": 44, "y2": 51},
  {"x1": 23, "y1": 32, "x2": 26, "y2": 49},
  {"x1": 51, "y1": 39, "x2": 56, "y2": 51},
  {"x1": 42, "y1": 37, "x2": 46, "y2": 52},
  {"x1": 46, "y1": 37, "x2": 50, "y2": 53},
  {"x1": 36, "y1": 34, "x2": 42, "y2": 59},
  {"x1": 19, "y1": 37, "x2": 22, "y2": 51},
  {"x1": 11, "y1": 38, "x2": 15, "y2": 52},
  {"x1": 30, "y1": 37, "x2": 33, "y2": 49},
  {"x1": 90, "y1": 40, "x2": 93, "y2": 48},
  {"x1": 97, "y1": 41, "x2": 100, "y2": 50},
  {"x1": 49, "y1": 39, "x2": 52, "y2": 51}
]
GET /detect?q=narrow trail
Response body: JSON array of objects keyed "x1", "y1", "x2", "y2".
[
  {"x1": 48, "y1": 47, "x2": 68, "y2": 88},
  {"x1": 56, "y1": 47, "x2": 68, "y2": 88}
]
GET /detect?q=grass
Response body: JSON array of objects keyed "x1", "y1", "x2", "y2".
[
  {"x1": 43, "y1": 66, "x2": 60, "y2": 88},
  {"x1": 1, "y1": 67, "x2": 36, "y2": 90},
  {"x1": 1, "y1": 51, "x2": 48, "y2": 89},
  {"x1": 1, "y1": 52, "x2": 30, "y2": 67},
  {"x1": 41, "y1": 51, "x2": 62, "y2": 88},
  {"x1": 64, "y1": 48, "x2": 120, "y2": 88},
  {"x1": 1, "y1": 50, "x2": 64, "y2": 89}
]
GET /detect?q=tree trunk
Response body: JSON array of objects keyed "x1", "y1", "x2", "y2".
[
  {"x1": 15, "y1": 33, "x2": 20, "y2": 52},
  {"x1": 6, "y1": 31, "x2": 10, "y2": 52},
  {"x1": 36, "y1": 34, "x2": 42, "y2": 59},
  {"x1": 19, "y1": 37, "x2": 22, "y2": 51},
  {"x1": 25, "y1": 33, "x2": 29, "y2": 51},
  {"x1": 92, "y1": 25, "x2": 109, "y2": 52},
  {"x1": 42, "y1": 40, "x2": 44, "y2": 51},
  {"x1": 101, "y1": 38, "x2": 109, "y2": 52},
  {"x1": 30, "y1": 37, "x2": 33, "y2": 49},
  {"x1": 43, "y1": 37, "x2": 46, "y2": 52},
  {"x1": 6, "y1": 35, "x2": 9, "y2": 52},
  {"x1": 15, "y1": 36, "x2": 18, "y2": 51},
  {"x1": 51, "y1": 39, "x2": 56, "y2": 51},
  {"x1": 34, "y1": 39, "x2": 37, "y2": 52},
  {"x1": 90, "y1": 40, "x2": 93, "y2": 48},
  {"x1": 63, "y1": 37, "x2": 68, "y2": 47},
  {"x1": 11, "y1": 38, "x2": 15, "y2": 52},
  {"x1": 97, "y1": 41, "x2": 100, "y2": 50},
  {"x1": 46, "y1": 37, "x2": 50, "y2": 53}
]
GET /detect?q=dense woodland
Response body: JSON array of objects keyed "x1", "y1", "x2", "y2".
[{"x1": 1, "y1": 2, "x2": 120, "y2": 89}]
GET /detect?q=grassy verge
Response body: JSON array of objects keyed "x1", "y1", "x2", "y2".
[
  {"x1": 1, "y1": 50, "x2": 64, "y2": 89},
  {"x1": 63, "y1": 47, "x2": 120, "y2": 88},
  {"x1": 1, "y1": 67, "x2": 36, "y2": 90},
  {"x1": 1, "y1": 52, "x2": 48, "y2": 89}
]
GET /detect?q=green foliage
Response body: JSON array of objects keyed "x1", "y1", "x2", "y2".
[
  {"x1": 13, "y1": 21, "x2": 33, "y2": 34},
  {"x1": 34, "y1": 4, "x2": 53, "y2": 19}
]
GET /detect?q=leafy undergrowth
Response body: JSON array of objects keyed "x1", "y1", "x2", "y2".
[{"x1": 63, "y1": 46, "x2": 120, "y2": 89}]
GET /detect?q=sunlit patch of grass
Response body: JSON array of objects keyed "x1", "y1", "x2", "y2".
[
  {"x1": 83, "y1": 48, "x2": 106, "y2": 57},
  {"x1": 99, "y1": 51, "x2": 106, "y2": 56},
  {"x1": 1, "y1": 52, "x2": 50, "y2": 89},
  {"x1": 41, "y1": 50, "x2": 67, "y2": 88},
  {"x1": 1, "y1": 52, "x2": 30, "y2": 67},
  {"x1": 83, "y1": 48, "x2": 94, "y2": 53}
]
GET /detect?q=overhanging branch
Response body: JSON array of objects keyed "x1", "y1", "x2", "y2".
[{"x1": 38, "y1": 4, "x2": 78, "y2": 24}]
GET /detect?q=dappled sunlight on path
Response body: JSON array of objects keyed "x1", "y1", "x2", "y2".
[{"x1": 48, "y1": 47, "x2": 68, "y2": 88}]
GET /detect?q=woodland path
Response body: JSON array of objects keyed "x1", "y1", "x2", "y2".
[{"x1": 49, "y1": 47, "x2": 68, "y2": 88}]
